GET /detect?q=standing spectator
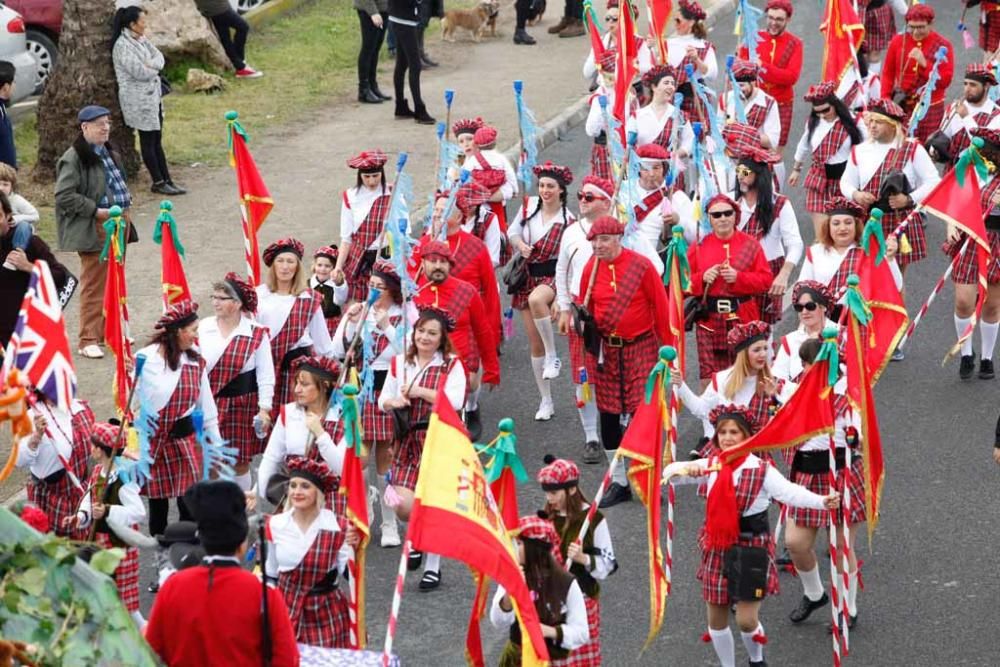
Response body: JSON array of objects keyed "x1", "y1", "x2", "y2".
[
  {"x1": 356, "y1": 0, "x2": 391, "y2": 104},
  {"x1": 0, "y1": 61, "x2": 16, "y2": 169},
  {"x1": 0, "y1": 163, "x2": 39, "y2": 230},
  {"x1": 54, "y1": 105, "x2": 132, "y2": 360},
  {"x1": 194, "y1": 0, "x2": 264, "y2": 79},
  {"x1": 548, "y1": 0, "x2": 585, "y2": 38},
  {"x1": 417, "y1": 0, "x2": 440, "y2": 68},
  {"x1": 388, "y1": 0, "x2": 435, "y2": 123},
  {"x1": 111, "y1": 6, "x2": 185, "y2": 196}
]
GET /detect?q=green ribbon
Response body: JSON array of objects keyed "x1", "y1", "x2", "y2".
[
  {"x1": 151, "y1": 202, "x2": 185, "y2": 258},
  {"x1": 340, "y1": 384, "x2": 363, "y2": 455},
  {"x1": 814, "y1": 326, "x2": 841, "y2": 388},
  {"x1": 475, "y1": 418, "x2": 528, "y2": 484},
  {"x1": 225, "y1": 110, "x2": 250, "y2": 156},
  {"x1": 99, "y1": 206, "x2": 126, "y2": 262},
  {"x1": 643, "y1": 346, "x2": 677, "y2": 404},
  {"x1": 844, "y1": 275, "x2": 872, "y2": 326},
  {"x1": 662, "y1": 225, "x2": 691, "y2": 291},
  {"x1": 860, "y1": 208, "x2": 887, "y2": 266},
  {"x1": 955, "y1": 138, "x2": 989, "y2": 187}
]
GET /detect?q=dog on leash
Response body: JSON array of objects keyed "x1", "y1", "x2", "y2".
[
  {"x1": 525, "y1": 0, "x2": 546, "y2": 26},
  {"x1": 441, "y1": 0, "x2": 501, "y2": 42}
]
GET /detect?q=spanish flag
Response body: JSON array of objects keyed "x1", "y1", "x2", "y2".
[
  {"x1": 153, "y1": 203, "x2": 191, "y2": 310},
  {"x1": 409, "y1": 390, "x2": 548, "y2": 666},
  {"x1": 226, "y1": 111, "x2": 274, "y2": 286},
  {"x1": 820, "y1": 0, "x2": 865, "y2": 86}
]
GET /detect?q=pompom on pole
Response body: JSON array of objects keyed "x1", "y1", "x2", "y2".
[
  {"x1": 475, "y1": 418, "x2": 529, "y2": 483},
  {"x1": 644, "y1": 345, "x2": 676, "y2": 403},
  {"x1": 396, "y1": 152, "x2": 408, "y2": 171},
  {"x1": 860, "y1": 208, "x2": 887, "y2": 265},
  {"x1": 598, "y1": 95, "x2": 608, "y2": 110},
  {"x1": 436, "y1": 122, "x2": 445, "y2": 140},
  {"x1": 444, "y1": 89, "x2": 455, "y2": 107},
  {"x1": 341, "y1": 383, "x2": 363, "y2": 455}
]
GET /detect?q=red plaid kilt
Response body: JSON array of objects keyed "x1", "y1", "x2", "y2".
[
  {"x1": 347, "y1": 264, "x2": 374, "y2": 304},
  {"x1": 390, "y1": 431, "x2": 423, "y2": 491},
  {"x1": 362, "y1": 393, "x2": 393, "y2": 442},
  {"x1": 804, "y1": 174, "x2": 843, "y2": 213},
  {"x1": 697, "y1": 531, "x2": 780, "y2": 605},
  {"x1": 695, "y1": 313, "x2": 740, "y2": 380},
  {"x1": 777, "y1": 100, "x2": 794, "y2": 147},
  {"x1": 218, "y1": 393, "x2": 262, "y2": 465},
  {"x1": 911, "y1": 100, "x2": 945, "y2": 145},
  {"x1": 863, "y1": 4, "x2": 895, "y2": 52},
  {"x1": 96, "y1": 533, "x2": 140, "y2": 612},
  {"x1": 144, "y1": 434, "x2": 201, "y2": 499},
  {"x1": 587, "y1": 333, "x2": 659, "y2": 415},
  {"x1": 981, "y1": 7, "x2": 1000, "y2": 52},
  {"x1": 789, "y1": 454, "x2": 867, "y2": 528},
  {"x1": 946, "y1": 230, "x2": 1000, "y2": 285},
  {"x1": 754, "y1": 257, "x2": 786, "y2": 325},
  {"x1": 26, "y1": 475, "x2": 84, "y2": 538},
  {"x1": 568, "y1": 329, "x2": 586, "y2": 384},
  {"x1": 590, "y1": 143, "x2": 611, "y2": 181},
  {"x1": 277, "y1": 527, "x2": 351, "y2": 648},
  {"x1": 553, "y1": 595, "x2": 600, "y2": 666},
  {"x1": 882, "y1": 209, "x2": 927, "y2": 267},
  {"x1": 512, "y1": 273, "x2": 556, "y2": 310}
]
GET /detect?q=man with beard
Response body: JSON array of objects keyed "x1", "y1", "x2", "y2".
[
  {"x1": 556, "y1": 176, "x2": 662, "y2": 464},
  {"x1": 936, "y1": 63, "x2": 1000, "y2": 164}
]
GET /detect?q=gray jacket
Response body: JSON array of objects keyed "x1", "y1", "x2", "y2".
[
  {"x1": 354, "y1": 0, "x2": 389, "y2": 14},
  {"x1": 54, "y1": 140, "x2": 108, "y2": 254},
  {"x1": 112, "y1": 30, "x2": 165, "y2": 132}
]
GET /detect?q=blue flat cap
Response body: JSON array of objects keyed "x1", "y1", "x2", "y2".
[{"x1": 77, "y1": 105, "x2": 111, "y2": 123}]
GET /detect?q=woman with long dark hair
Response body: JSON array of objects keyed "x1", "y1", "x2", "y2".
[
  {"x1": 335, "y1": 151, "x2": 395, "y2": 304},
  {"x1": 507, "y1": 162, "x2": 574, "y2": 422},
  {"x1": 111, "y1": 6, "x2": 183, "y2": 195},
  {"x1": 789, "y1": 81, "x2": 863, "y2": 238}
]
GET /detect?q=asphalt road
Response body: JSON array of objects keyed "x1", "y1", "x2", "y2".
[{"x1": 134, "y1": 2, "x2": 1000, "y2": 665}]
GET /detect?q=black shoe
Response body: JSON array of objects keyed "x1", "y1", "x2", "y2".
[
  {"x1": 960, "y1": 353, "x2": 976, "y2": 380},
  {"x1": 980, "y1": 358, "x2": 995, "y2": 379},
  {"x1": 774, "y1": 548, "x2": 793, "y2": 568},
  {"x1": 395, "y1": 100, "x2": 414, "y2": 119},
  {"x1": 513, "y1": 29, "x2": 536, "y2": 45},
  {"x1": 151, "y1": 181, "x2": 183, "y2": 195},
  {"x1": 413, "y1": 105, "x2": 436, "y2": 125},
  {"x1": 418, "y1": 569, "x2": 441, "y2": 591},
  {"x1": 420, "y1": 52, "x2": 439, "y2": 68},
  {"x1": 407, "y1": 549, "x2": 423, "y2": 571},
  {"x1": 147, "y1": 580, "x2": 160, "y2": 594},
  {"x1": 582, "y1": 440, "x2": 602, "y2": 464},
  {"x1": 370, "y1": 80, "x2": 392, "y2": 101},
  {"x1": 166, "y1": 181, "x2": 187, "y2": 194},
  {"x1": 749, "y1": 661, "x2": 768, "y2": 667},
  {"x1": 789, "y1": 592, "x2": 829, "y2": 623},
  {"x1": 598, "y1": 482, "x2": 632, "y2": 508},
  {"x1": 358, "y1": 84, "x2": 382, "y2": 104},
  {"x1": 465, "y1": 408, "x2": 482, "y2": 442}
]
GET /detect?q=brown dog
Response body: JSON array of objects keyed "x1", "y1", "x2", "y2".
[{"x1": 441, "y1": 0, "x2": 500, "y2": 42}]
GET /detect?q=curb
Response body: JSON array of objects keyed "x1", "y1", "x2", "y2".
[
  {"x1": 245, "y1": 0, "x2": 312, "y2": 29},
  {"x1": 499, "y1": 0, "x2": 734, "y2": 164}
]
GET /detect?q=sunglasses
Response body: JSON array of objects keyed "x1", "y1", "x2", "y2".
[
  {"x1": 793, "y1": 302, "x2": 820, "y2": 312},
  {"x1": 709, "y1": 209, "x2": 735, "y2": 219},
  {"x1": 577, "y1": 192, "x2": 605, "y2": 202},
  {"x1": 210, "y1": 295, "x2": 237, "y2": 302},
  {"x1": 735, "y1": 165, "x2": 754, "y2": 179},
  {"x1": 814, "y1": 105, "x2": 832, "y2": 115},
  {"x1": 605, "y1": 14, "x2": 618, "y2": 22}
]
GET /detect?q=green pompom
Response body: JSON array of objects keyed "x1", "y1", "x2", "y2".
[
  {"x1": 498, "y1": 417, "x2": 514, "y2": 433},
  {"x1": 972, "y1": 137, "x2": 985, "y2": 149},
  {"x1": 672, "y1": 224, "x2": 685, "y2": 235},
  {"x1": 847, "y1": 274, "x2": 860, "y2": 286},
  {"x1": 870, "y1": 208, "x2": 883, "y2": 220},
  {"x1": 343, "y1": 383, "x2": 359, "y2": 396},
  {"x1": 659, "y1": 345, "x2": 677, "y2": 362},
  {"x1": 225, "y1": 110, "x2": 239, "y2": 121},
  {"x1": 822, "y1": 325, "x2": 839, "y2": 340},
  {"x1": 160, "y1": 200, "x2": 173, "y2": 211},
  {"x1": 108, "y1": 205, "x2": 122, "y2": 217}
]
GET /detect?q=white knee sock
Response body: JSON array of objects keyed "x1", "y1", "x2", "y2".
[
  {"x1": 234, "y1": 472, "x2": 252, "y2": 492},
  {"x1": 847, "y1": 569, "x2": 859, "y2": 616},
  {"x1": 575, "y1": 385, "x2": 599, "y2": 441},
  {"x1": 799, "y1": 564, "x2": 825, "y2": 601},
  {"x1": 424, "y1": 552, "x2": 441, "y2": 573},
  {"x1": 741, "y1": 623, "x2": 765, "y2": 663},
  {"x1": 955, "y1": 315, "x2": 974, "y2": 356},
  {"x1": 708, "y1": 627, "x2": 736, "y2": 667},
  {"x1": 981, "y1": 320, "x2": 999, "y2": 360},
  {"x1": 534, "y1": 316, "x2": 557, "y2": 359},
  {"x1": 465, "y1": 384, "x2": 481, "y2": 412},
  {"x1": 605, "y1": 448, "x2": 628, "y2": 486},
  {"x1": 531, "y1": 356, "x2": 551, "y2": 402},
  {"x1": 376, "y1": 474, "x2": 397, "y2": 529}
]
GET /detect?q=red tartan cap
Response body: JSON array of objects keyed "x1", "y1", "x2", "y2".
[
  {"x1": 966, "y1": 63, "x2": 997, "y2": 86},
  {"x1": 155, "y1": 300, "x2": 199, "y2": 331},
  {"x1": 581, "y1": 175, "x2": 614, "y2": 199},
  {"x1": 727, "y1": 320, "x2": 770, "y2": 353},
  {"x1": 371, "y1": 259, "x2": 401, "y2": 290},
  {"x1": 263, "y1": 237, "x2": 305, "y2": 266},
  {"x1": 533, "y1": 161, "x2": 574, "y2": 187},
  {"x1": 418, "y1": 305, "x2": 456, "y2": 332},
  {"x1": 313, "y1": 244, "x2": 339, "y2": 262},
  {"x1": 587, "y1": 215, "x2": 625, "y2": 239},
  {"x1": 705, "y1": 193, "x2": 741, "y2": 227},
  {"x1": 452, "y1": 117, "x2": 484, "y2": 136},
  {"x1": 637, "y1": 143, "x2": 670, "y2": 161},
  {"x1": 679, "y1": 0, "x2": 706, "y2": 21},
  {"x1": 722, "y1": 122, "x2": 763, "y2": 154},
  {"x1": 866, "y1": 98, "x2": 906, "y2": 123},
  {"x1": 224, "y1": 271, "x2": 258, "y2": 312},
  {"x1": 288, "y1": 457, "x2": 337, "y2": 495},
  {"x1": 456, "y1": 181, "x2": 493, "y2": 214},
  {"x1": 708, "y1": 403, "x2": 759, "y2": 434},
  {"x1": 792, "y1": 280, "x2": 833, "y2": 307},
  {"x1": 421, "y1": 239, "x2": 454, "y2": 262},
  {"x1": 346, "y1": 149, "x2": 388, "y2": 171},
  {"x1": 803, "y1": 81, "x2": 836, "y2": 103},
  {"x1": 537, "y1": 454, "x2": 580, "y2": 490},
  {"x1": 730, "y1": 58, "x2": 760, "y2": 83},
  {"x1": 598, "y1": 49, "x2": 618, "y2": 73},
  {"x1": 471, "y1": 167, "x2": 506, "y2": 191},
  {"x1": 825, "y1": 196, "x2": 865, "y2": 218},
  {"x1": 972, "y1": 126, "x2": 1000, "y2": 149},
  {"x1": 474, "y1": 125, "x2": 498, "y2": 147},
  {"x1": 765, "y1": 0, "x2": 793, "y2": 16},
  {"x1": 643, "y1": 64, "x2": 678, "y2": 87},
  {"x1": 905, "y1": 4, "x2": 934, "y2": 23},
  {"x1": 90, "y1": 421, "x2": 123, "y2": 453},
  {"x1": 293, "y1": 355, "x2": 340, "y2": 381},
  {"x1": 517, "y1": 513, "x2": 561, "y2": 546},
  {"x1": 736, "y1": 145, "x2": 782, "y2": 165}
]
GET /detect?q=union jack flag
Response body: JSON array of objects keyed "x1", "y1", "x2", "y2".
[{"x1": 2, "y1": 260, "x2": 77, "y2": 410}]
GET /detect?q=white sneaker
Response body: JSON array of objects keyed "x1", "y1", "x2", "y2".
[
  {"x1": 534, "y1": 398, "x2": 554, "y2": 421},
  {"x1": 367, "y1": 485, "x2": 378, "y2": 527},
  {"x1": 381, "y1": 519, "x2": 401, "y2": 548},
  {"x1": 78, "y1": 345, "x2": 104, "y2": 359},
  {"x1": 542, "y1": 356, "x2": 561, "y2": 380}
]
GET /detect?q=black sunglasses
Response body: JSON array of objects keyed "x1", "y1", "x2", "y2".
[
  {"x1": 814, "y1": 105, "x2": 832, "y2": 114},
  {"x1": 709, "y1": 209, "x2": 735, "y2": 219},
  {"x1": 605, "y1": 14, "x2": 618, "y2": 22},
  {"x1": 577, "y1": 192, "x2": 603, "y2": 202},
  {"x1": 793, "y1": 302, "x2": 820, "y2": 312}
]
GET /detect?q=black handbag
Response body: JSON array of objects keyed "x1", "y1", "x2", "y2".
[
  {"x1": 159, "y1": 74, "x2": 172, "y2": 97},
  {"x1": 500, "y1": 254, "x2": 528, "y2": 295},
  {"x1": 57, "y1": 269, "x2": 79, "y2": 307},
  {"x1": 390, "y1": 406, "x2": 411, "y2": 441},
  {"x1": 570, "y1": 303, "x2": 601, "y2": 356},
  {"x1": 925, "y1": 130, "x2": 953, "y2": 164},
  {"x1": 683, "y1": 296, "x2": 707, "y2": 332},
  {"x1": 265, "y1": 468, "x2": 290, "y2": 507},
  {"x1": 876, "y1": 169, "x2": 912, "y2": 211},
  {"x1": 723, "y1": 545, "x2": 770, "y2": 602}
]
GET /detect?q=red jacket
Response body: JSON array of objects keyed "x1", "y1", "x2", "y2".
[
  {"x1": 881, "y1": 30, "x2": 954, "y2": 105},
  {"x1": 738, "y1": 30, "x2": 802, "y2": 104},
  {"x1": 687, "y1": 231, "x2": 774, "y2": 322},
  {"x1": 577, "y1": 248, "x2": 671, "y2": 342}
]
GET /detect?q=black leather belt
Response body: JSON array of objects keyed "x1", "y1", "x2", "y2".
[
  {"x1": 31, "y1": 468, "x2": 67, "y2": 485},
  {"x1": 824, "y1": 161, "x2": 847, "y2": 180},
  {"x1": 706, "y1": 296, "x2": 750, "y2": 314},
  {"x1": 281, "y1": 346, "x2": 310, "y2": 372},
  {"x1": 602, "y1": 330, "x2": 652, "y2": 348},
  {"x1": 738, "y1": 510, "x2": 769, "y2": 537},
  {"x1": 217, "y1": 370, "x2": 258, "y2": 399},
  {"x1": 986, "y1": 215, "x2": 1000, "y2": 232},
  {"x1": 594, "y1": 130, "x2": 607, "y2": 146},
  {"x1": 793, "y1": 448, "x2": 847, "y2": 474},
  {"x1": 527, "y1": 259, "x2": 558, "y2": 278},
  {"x1": 169, "y1": 415, "x2": 195, "y2": 439},
  {"x1": 307, "y1": 569, "x2": 340, "y2": 595}
]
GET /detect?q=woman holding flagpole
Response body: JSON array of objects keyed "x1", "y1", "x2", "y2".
[
  {"x1": 665, "y1": 0, "x2": 718, "y2": 119},
  {"x1": 581, "y1": 1, "x2": 654, "y2": 83},
  {"x1": 663, "y1": 404, "x2": 839, "y2": 667}
]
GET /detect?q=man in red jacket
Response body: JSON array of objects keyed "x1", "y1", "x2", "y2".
[
  {"x1": 881, "y1": 4, "x2": 955, "y2": 143},
  {"x1": 738, "y1": 0, "x2": 802, "y2": 152},
  {"x1": 146, "y1": 480, "x2": 299, "y2": 667}
]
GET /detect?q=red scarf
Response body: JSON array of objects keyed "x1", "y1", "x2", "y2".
[{"x1": 703, "y1": 453, "x2": 749, "y2": 550}]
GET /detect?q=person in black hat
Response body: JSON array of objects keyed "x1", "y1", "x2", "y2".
[{"x1": 146, "y1": 480, "x2": 299, "y2": 667}]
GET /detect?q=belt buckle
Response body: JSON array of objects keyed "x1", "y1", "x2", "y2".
[
  {"x1": 607, "y1": 334, "x2": 624, "y2": 348},
  {"x1": 716, "y1": 299, "x2": 732, "y2": 314}
]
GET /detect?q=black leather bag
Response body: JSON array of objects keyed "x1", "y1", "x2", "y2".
[
  {"x1": 925, "y1": 130, "x2": 953, "y2": 164},
  {"x1": 390, "y1": 406, "x2": 411, "y2": 441},
  {"x1": 500, "y1": 254, "x2": 528, "y2": 295},
  {"x1": 876, "y1": 170, "x2": 912, "y2": 211},
  {"x1": 570, "y1": 303, "x2": 601, "y2": 356},
  {"x1": 159, "y1": 74, "x2": 172, "y2": 97},
  {"x1": 683, "y1": 296, "x2": 708, "y2": 331},
  {"x1": 723, "y1": 545, "x2": 770, "y2": 602}
]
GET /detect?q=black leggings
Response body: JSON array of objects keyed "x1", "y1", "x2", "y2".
[
  {"x1": 148, "y1": 495, "x2": 193, "y2": 538},
  {"x1": 138, "y1": 112, "x2": 170, "y2": 184},
  {"x1": 392, "y1": 21, "x2": 423, "y2": 107},
  {"x1": 210, "y1": 9, "x2": 249, "y2": 71},
  {"x1": 599, "y1": 411, "x2": 624, "y2": 451},
  {"x1": 357, "y1": 10, "x2": 388, "y2": 86},
  {"x1": 515, "y1": 0, "x2": 532, "y2": 30}
]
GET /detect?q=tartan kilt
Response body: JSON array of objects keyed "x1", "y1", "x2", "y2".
[
  {"x1": 882, "y1": 209, "x2": 927, "y2": 267},
  {"x1": 97, "y1": 533, "x2": 140, "y2": 612},
  {"x1": 390, "y1": 431, "x2": 424, "y2": 491},
  {"x1": 144, "y1": 434, "x2": 201, "y2": 499},
  {"x1": 695, "y1": 313, "x2": 740, "y2": 380},
  {"x1": 789, "y1": 455, "x2": 867, "y2": 527},
  {"x1": 217, "y1": 393, "x2": 263, "y2": 465},
  {"x1": 863, "y1": 4, "x2": 894, "y2": 52},
  {"x1": 754, "y1": 257, "x2": 785, "y2": 325},
  {"x1": 912, "y1": 101, "x2": 945, "y2": 145},
  {"x1": 296, "y1": 589, "x2": 352, "y2": 647},
  {"x1": 511, "y1": 274, "x2": 555, "y2": 310},
  {"x1": 27, "y1": 476, "x2": 84, "y2": 538},
  {"x1": 553, "y1": 595, "x2": 601, "y2": 666},
  {"x1": 568, "y1": 329, "x2": 587, "y2": 384},
  {"x1": 325, "y1": 315, "x2": 342, "y2": 337},
  {"x1": 981, "y1": 10, "x2": 1000, "y2": 52},
  {"x1": 946, "y1": 230, "x2": 1000, "y2": 285},
  {"x1": 587, "y1": 333, "x2": 659, "y2": 415},
  {"x1": 347, "y1": 264, "x2": 374, "y2": 303},
  {"x1": 362, "y1": 395, "x2": 394, "y2": 442},
  {"x1": 697, "y1": 531, "x2": 780, "y2": 606},
  {"x1": 777, "y1": 100, "x2": 794, "y2": 147},
  {"x1": 804, "y1": 174, "x2": 842, "y2": 213},
  {"x1": 590, "y1": 143, "x2": 611, "y2": 181}
]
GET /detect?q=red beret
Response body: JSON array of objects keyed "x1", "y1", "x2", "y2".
[
  {"x1": 455, "y1": 181, "x2": 492, "y2": 214},
  {"x1": 263, "y1": 237, "x2": 305, "y2": 267},
  {"x1": 705, "y1": 193, "x2": 741, "y2": 227},
  {"x1": 708, "y1": 403, "x2": 759, "y2": 434},
  {"x1": 452, "y1": 117, "x2": 483, "y2": 136},
  {"x1": 867, "y1": 98, "x2": 906, "y2": 122},
  {"x1": 737, "y1": 145, "x2": 782, "y2": 165},
  {"x1": 346, "y1": 149, "x2": 388, "y2": 171},
  {"x1": 679, "y1": 0, "x2": 706, "y2": 21},
  {"x1": 313, "y1": 244, "x2": 338, "y2": 261},
  {"x1": 636, "y1": 143, "x2": 670, "y2": 160},
  {"x1": 642, "y1": 64, "x2": 677, "y2": 87},
  {"x1": 730, "y1": 58, "x2": 760, "y2": 82},
  {"x1": 517, "y1": 514, "x2": 562, "y2": 549},
  {"x1": 587, "y1": 215, "x2": 625, "y2": 240},
  {"x1": 905, "y1": 4, "x2": 934, "y2": 23},
  {"x1": 722, "y1": 122, "x2": 763, "y2": 154},
  {"x1": 792, "y1": 280, "x2": 833, "y2": 307},
  {"x1": 371, "y1": 259, "x2": 401, "y2": 289},
  {"x1": 966, "y1": 63, "x2": 997, "y2": 86},
  {"x1": 536, "y1": 455, "x2": 580, "y2": 490},
  {"x1": 727, "y1": 320, "x2": 770, "y2": 353},
  {"x1": 825, "y1": 196, "x2": 865, "y2": 218},
  {"x1": 804, "y1": 81, "x2": 836, "y2": 103},
  {"x1": 533, "y1": 161, "x2": 573, "y2": 187},
  {"x1": 474, "y1": 125, "x2": 498, "y2": 147},
  {"x1": 287, "y1": 457, "x2": 338, "y2": 495},
  {"x1": 765, "y1": 0, "x2": 792, "y2": 16},
  {"x1": 422, "y1": 239, "x2": 453, "y2": 262},
  {"x1": 470, "y1": 167, "x2": 506, "y2": 191},
  {"x1": 581, "y1": 174, "x2": 614, "y2": 199},
  {"x1": 224, "y1": 271, "x2": 258, "y2": 312},
  {"x1": 90, "y1": 421, "x2": 123, "y2": 453},
  {"x1": 418, "y1": 305, "x2": 457, "y2": 332},
  {"x1": 155, "y1": 300, "x2": 199, "y2": 331},
  {"x1": 598, "y1": 49, "x2": 618, "y2": 73},
  {"x1": 972, "y1": 126, "x2": 1000, "y2": 148},
  {"x1": 293, "y1": 355, "x2": 341, "y2": 381}
]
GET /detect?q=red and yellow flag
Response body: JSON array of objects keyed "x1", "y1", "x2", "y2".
[
  {"x1": 153, "y1": 203, "x2": 191, "y2": 309},
  {"x1": 409, "y1": 390, "x2": 548, "y2": 666},
  {"x1": 226, "y1": 111, "x2": 274, "y2": 286},
  {"x1": 101, "y1": 212, "x2": 133, "y2": 418},
  {"x1": 341, "y1": 445, "x2": 370, "y2": 648},
  {"x1": 820, "y1": 0, "x2": 865, "y2": 85}
]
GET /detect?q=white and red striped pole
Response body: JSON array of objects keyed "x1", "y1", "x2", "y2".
[
  {"x1": 897, "y1": 239, "x2": 969, "y2": 350},
  {"x1": 348, "y1": 555, "x2": 361, "y2": 649},
  {"x1": 827, "y1": 434, "x2": 844, "y2": 667},
  {"x1": 383, "y1": 539, "x2": 411, "y2": 666},
  {"x1": 840, "y1": 439, "x2": 854, "y2": 655},
  {"x1": 566, "y1": 453, "x2": 620, "y2": 571},
  {"x1": 664, "y1": 369, "x2": 681, "y2": 593}
]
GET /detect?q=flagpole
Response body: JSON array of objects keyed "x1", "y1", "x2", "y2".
[
  {"x1": 383, "y1": 539, "x2": 411, "y2": 666},
  {"x1": 565, "y1": 452, "x2": 621, "y2": 570},
  {"x1": 840, "y1": 429, "x2": 854, "y2": 655},
  {"x1": 24, "y1": 395, "x2": 85, "y2": 492},
  {"x1": 827, "y1": 433, "x2": 844, "y2": 667},
  {"x1": 896, "y1": 238, "x2": 970, "y2": 350}
]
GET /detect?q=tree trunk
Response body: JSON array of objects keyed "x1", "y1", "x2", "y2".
[{"x1": 34, "y1": 0, "x2": 139, "y2": 182}]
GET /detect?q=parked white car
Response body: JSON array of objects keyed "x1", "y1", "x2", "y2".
[{"x1": 0, "y1": 5, "x2": 38, "y2": 104}]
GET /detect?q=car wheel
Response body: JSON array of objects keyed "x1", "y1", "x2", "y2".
[
  {"x1": 233, "y1": 0, "x2": 266, "y2": 14},
  {"x1": 26, "y1": 29, "x2": 57, "y2": 94}
]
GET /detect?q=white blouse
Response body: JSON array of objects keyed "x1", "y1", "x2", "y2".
[
  {"x1": 735, "y1": 194, "x2": 803, "y2": 264},
  {"x1": 461, "y1": 208, "x2": 504, "y2": 267},
  {"x1": 256, "y1": 286, "x2": 335, "y2": 358},
  {"x1": 134, "y1": 344, "x2": 221, "y2": 441},
  {"x1": 943, "y1": 98, "x2": 1000, "y2": 139},
  {"x1": 840, "y1": 139, "x2": 940, "y2": 203},
  {"x1": 331, "y1": 303, "x2": 404, "y2": 371},
  {"x1": 664, "y1": 34, "x2": 718, "y2": 81},
  {"x1": 310, "y1": 275, "x2": 350, "y2": 309},
  {"x1": 582, "y1": 31, "x2": 654, "y2": 80},
  {"x1": 489, "y1": 580, "x2": 589, "y2": 651},
  {"x1": 793, "y1": 118, "x2": 853, "y2": 165},
  {"x1": 340, "y1": 185, "x2": 391, "y2": 250},
  {"x1": 771, "y1": 318, "x2": 837, "y2": 383},
  {"x1": 798, "y1": 244, "x2": 903, "y2": 293},
  {"x1": 634, "y1": 103, "x2": 695, "y2": 155},
  {"x1": 16, "y1": 400, "x2": 87, "y2": 479},
  {"x1": 378, "y1": 352, "x2": 467, "y2": 413},
  {"x1": 265, "y1": 509, "x2": 351, "y2": 577},
  {"x1": 198, "y1": 315, "x2": 276, "y2": 412},
  {"x1": 257, "y1": 402, "x2": 347, "y2": 501},
  {"x1": 722, "y1": 88, "x2": 781, "y2": 149},
  {"x1": 75, "y1": 467, "x2": 146, "y2": 529},
  {"x1": 507, "y1": 197, "x2": 574, "y2": 246},
  {"x1": 677, "y1": 367, "x2": 762, "y2": 438}
]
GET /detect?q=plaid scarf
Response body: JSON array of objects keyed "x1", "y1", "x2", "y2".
[{"x1": 94, "y1": 145, "x2": 132, "y2": 210}]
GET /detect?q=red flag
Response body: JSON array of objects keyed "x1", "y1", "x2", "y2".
[
  {"x1": 490, "y1": 467, "x2": 520, "y2": 534},
  {"x1": 845, "y1": 313, "x2": 885, "y2": 541},
  {"x1": 664, "y1": 255, "x2": 687, "y2": 377},
  {"x1": 227, "y1": 113, "x2": 274, "y2": 286},
  {"x1": 101, "y1": 216, "x2": 133, "y2": 417},
  {"x1": 820, "y1": 0, "x2": 865, "y2": 85},
  {"x1": 340, "y1": 445, "x2": 369, "y2": 648},
  {"x1": 852, "y1": 250, "x2": 909, "y2": 383},
  {"x1": 645, "y1": 0, "x2": 672, "y2": 64},
  {"x1": 154, "y1": 210, "x2": 191, "y2": 310},
  {"x1": 409, "y1": 390, "x2": 548, "y2": 665},
  {"x1": 584, "y1": 0, "x2": 607, "y2": 69},
  {"x1": 613, "y1": 0, "x2": 639, "y2": 125},
  {"x1": 618, "y1": 380, "x2": 669, "y2": 648}
]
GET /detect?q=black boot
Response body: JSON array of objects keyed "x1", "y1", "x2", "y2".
[
  {"x1": 598, "y1": 482, "x2": 632, "y2": 508},
  {"x1": 960, "y1": 353, "x2": 976, "y2": 380},
  {"x1": 513, "y1": 29, "x2": 536, "y2": 45},
  {"x1": 413, "y1": 103, "x2": 436, "y2": 125},
  {"x1": 465, "y1": 409, "x2": 482, "y2": 442},
  {"x1": 358, "y1": 83, "x2": 382, "y2": 104},
  {"x1": 418, "y1": 30, "x2": 438, "y2": 67},
  {"x1": 395, "y1": 99, "x2": 415, "y2": 119},
  {"x1": 370, "y1": 80, "x2": 392, "y2": 101},
  {"x1": 166, "y1": 181, "x2": 187, "y2": 194}
]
